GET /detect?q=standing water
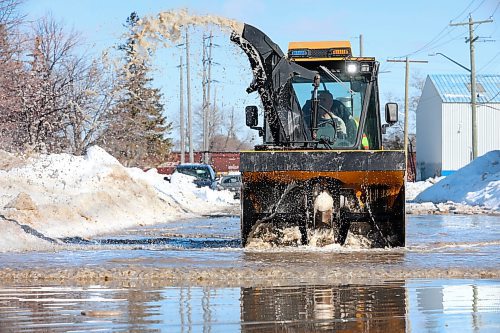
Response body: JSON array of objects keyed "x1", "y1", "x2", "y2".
[{"x1": 0, "y1": 215, "x2": 499, "y2": 331}]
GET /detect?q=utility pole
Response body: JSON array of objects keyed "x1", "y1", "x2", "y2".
[
  {"x1": 202, "y1": 33, "x2": 208, "y2": 163},
  {"x1": 179, "y1": 56, "x2": 185, "y2": 164},
  {"x1": 201, "y1": 31, "x2": 217, "y2": 164},
  {"x1": 387, "y1": 58, "x2": 427, "y2": 167},
  {"x1": 212, "y1": 85, "x2": 217, "y2": 142},
  {"x1": 185, "y1": 27, "x2": 194, "y2": 163},
  {"x1": 205, "y1": 31, "x2": 214, "y2": 164},
  {"x1": 450, "y1": 15, "x2": 493, "y2": 160},
  {"x1": 359, "y1": 34, "x2": 363, "y2": 57}
]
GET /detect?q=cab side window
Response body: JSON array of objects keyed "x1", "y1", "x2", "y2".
[{"x1": 362, "y1": 85, "x2": 381, "y2": 149}]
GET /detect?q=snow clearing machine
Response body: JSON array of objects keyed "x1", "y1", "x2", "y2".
[{"x1": 231, "y1": 25, "x2": 406, "y2": 248}]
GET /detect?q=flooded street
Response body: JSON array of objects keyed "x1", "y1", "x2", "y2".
[
  {"x1": 0, "y1": 214, "x2": 499, "y2": 331},
  {"x1": 0, "y1": 214, "x2": 499, "y2": 283}
]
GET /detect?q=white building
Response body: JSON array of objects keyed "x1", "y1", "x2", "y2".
[{"x1": 416, "y1": 74, "x2": 500, "y2": 180}]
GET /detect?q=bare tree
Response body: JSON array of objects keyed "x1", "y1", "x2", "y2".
[
  {"x1": 0, "y1": 6, "x2": 119, "y2": 154},
  {"x1": 209, "y1": 106, "x2": 253, "y2": 151},
  {"x1": 210, "y1": 134, "x2": 253, "y2": 151},
  {"x1": 63, "y1": 54, "x2": 120, "y2": 154},
  {"x1": 409, "y1": 71, "x2": 425, "y2": 116},
  {"x1": 193, "y1": 99, "x2": 223, "y2": 151},
  {"x1": 0, "y1": 0, "x2": 25, "y2": 151},
  {"x1": 29, "y1": 15, "x2": 82, "y2": 151},
  {"x1": 0, "y1": 0, "x2": 24, "y2": 31},
  {"x1": 5, "y1": 14, "x2": 118, "y2": 154},
  {"x1": 0, "y1": 0, "x2": 23, "y2": 63},
  {"x1": 223, "y1": 106, "x2": 237, "y2": 147},
  {"x1": 383, "y1": 72, "x2": 425, "y2": 150},
  {"x1": 0, "y1": 28, "x2": 18, "y2": 150},
  {"x1": 2, "y1": 15, "x2": 86, "y2": 152}
]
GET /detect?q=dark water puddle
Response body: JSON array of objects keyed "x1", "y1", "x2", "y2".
[
  {"x1": 59, "y1": 235, "x2": 241, "y2": 249},
  {"x1": 0, "y1": 279, "x2": 498, "y2": 332}
]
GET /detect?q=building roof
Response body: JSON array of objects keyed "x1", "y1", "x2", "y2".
[{"x1": 428, "y1": 74, "x2": 500, "y2": 103}]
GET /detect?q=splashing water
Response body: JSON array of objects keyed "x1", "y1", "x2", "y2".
[
  {"x1": 246, "y1": 223, "x2": 302, "y2": 248},
  {"x1": 246, "y1": 224, "x2": 375, "y2": 250},
  {"x1": 307, "y1": 229, "x2": 337, "y2": 247}
]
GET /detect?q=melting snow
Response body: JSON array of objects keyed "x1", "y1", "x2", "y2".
[
  {"x1": 414, "y1": 150, "x2": 500, "y2": 210},
  {"x1": 0, "y1": 146, "x2": 237, "y2": 252}
]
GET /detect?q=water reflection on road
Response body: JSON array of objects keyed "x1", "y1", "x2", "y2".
[{"x1": 0, "y1": 280, "x2": 499, "y2": 332}]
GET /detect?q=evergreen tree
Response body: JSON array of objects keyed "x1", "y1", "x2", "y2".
[{"x1": 100, "y1": 12, "x2": 172, "y2": 167}]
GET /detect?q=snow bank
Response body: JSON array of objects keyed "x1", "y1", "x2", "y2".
[
  {"x1": 0, "y1": 146, "x2": 237, "y2": 252},
  {"x1": 406, "y1": 177, "x2": 444, "y2": 201},
  {"x1": 414, "y1": 150, "x2": 500, "y2": 211}
]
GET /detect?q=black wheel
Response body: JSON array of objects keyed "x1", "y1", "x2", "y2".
[
  {"x1": 389, "y1": 185, "x2": 405, "y2": 247},
  {"x1": 240, "y1": 192, "x2": 256, "y2": 247},
  {"x1": 336, "y1": 210, "x2": 351, "y2": 245}
]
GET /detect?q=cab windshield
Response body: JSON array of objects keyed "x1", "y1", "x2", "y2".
[{"x1": 292, "y1": 74, "x2": 367, "y2": 148}]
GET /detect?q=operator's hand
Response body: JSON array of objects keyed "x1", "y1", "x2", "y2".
[{"x1": 332, "y1": 117, "x2": 347, "y2": 137}]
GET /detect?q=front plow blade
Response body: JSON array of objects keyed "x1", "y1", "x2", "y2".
[{"x1": 240, "y1": 150, "x2": 406, "y2": 248}]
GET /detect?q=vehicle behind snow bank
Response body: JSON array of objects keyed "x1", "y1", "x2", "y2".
[
  {"x1": 217, "y1": 174, "x2": 242, "y2": 199},
  {"x1": 173, "y1": 163, "x2": 218, "y2": 190}
]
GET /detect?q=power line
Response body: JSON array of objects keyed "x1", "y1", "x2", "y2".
[
  {"x1": 478, "y1": 51, "x2": 500, "y2": 72},
  {"x1": 451, "y1": 0, "x2": 478, "y2": 22},
  {"x1": 401, "y1": 0, "x2": 490, "y2": 57},
  {"x1": 478, "y1": 103, "x2": 500, "y2": 111},
  {"x1": 469, "y1": 0, "x2": 488, "y2": 15},
  {"x1": 492, "y1": 1, "x2": 500, "y2": 17},
  {"x1": 402, "y1": 26, "x2": 453, "y2": 57},
  {"x1": 425, "y1": 30, "x2": 469, "y2": 52},
  {"x1": 481, "y1": 90, "x2": 500, "y2": 103}
]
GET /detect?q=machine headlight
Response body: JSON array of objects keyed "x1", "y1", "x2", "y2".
[{"x1": 346, "y1": 62, "x2": 358, "y2": 74}]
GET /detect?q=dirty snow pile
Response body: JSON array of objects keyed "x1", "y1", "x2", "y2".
[
  {"x1": 407, "y1": 150, "x2": 500, "y2": 214},
  {"x1": 0, "y1": 146, "x2": 237, "y2": 252}
]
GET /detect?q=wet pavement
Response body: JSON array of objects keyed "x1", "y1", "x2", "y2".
[{"x1": 0, "y1": 214, "x2": 499, "y2": 331}]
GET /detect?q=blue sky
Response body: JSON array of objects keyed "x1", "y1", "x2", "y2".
[{"x1": 21, "y1": 0, "x2": 499, "y2": 142}]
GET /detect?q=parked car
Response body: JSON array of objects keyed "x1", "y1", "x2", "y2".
[
  {"x1": 217, "y1": 174, "x2": 241, "y2": 199},
  {"x1": 172, "y1": 163, "x2": 218, "y2": 190}
]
